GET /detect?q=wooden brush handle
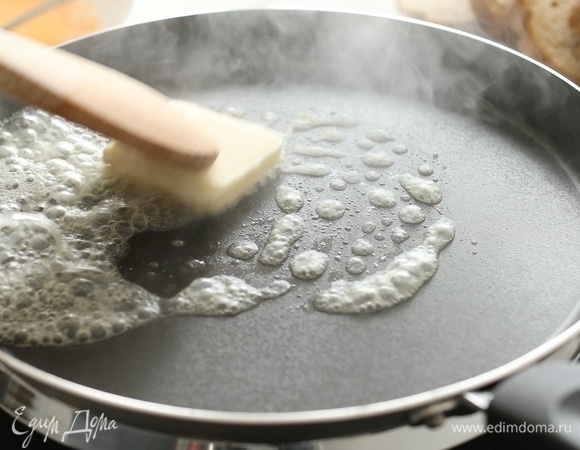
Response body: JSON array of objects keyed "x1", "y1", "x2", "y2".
[{"x1": 0, "y1": 29, "x2": 219, "y2": 167}]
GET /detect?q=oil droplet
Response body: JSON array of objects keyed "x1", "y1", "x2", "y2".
[
  {"x1": 381, "y1": 218, "x2": 394, "y2": 227},
  {"x1": 362, "y1": 222, "x2": 377, "y2": 233}
]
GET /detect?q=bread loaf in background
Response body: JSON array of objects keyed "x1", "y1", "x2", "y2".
[
  {"x1": 470, "y1": 0, "x2": 522, "y2": 44},
  {"x1": 396, "y1": 0, "x2": 580, "y2": 84},
  {"x1": 519, "y1": 0, "x2": 580, "y2": 83},
  {"x1": 396, "y1": 0, "x2": 477, "y2": 29}
]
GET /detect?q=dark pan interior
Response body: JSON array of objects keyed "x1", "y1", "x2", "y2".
[{"x1": 2, "y1": 11, "x2": 580, "y2": 413}]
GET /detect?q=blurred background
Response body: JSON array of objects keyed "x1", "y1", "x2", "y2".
[
  {"x1": 0, "y1": 0, "x2": 132, "y2": 44},
  {"x1": 0, "y1": 0, "x2": 402, "y2": 46},
  {"x1": 2, "y1": 1, "x2": 579, "y2": 85}
]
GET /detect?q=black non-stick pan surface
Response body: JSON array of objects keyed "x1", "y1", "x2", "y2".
[{"x1": 2, "y1": 10, "x2": 580, "y2": 416}]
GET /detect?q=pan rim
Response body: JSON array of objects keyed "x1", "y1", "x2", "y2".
[
  {"x1": 1, "y1": 8, "x2": 580, "y2": 443},
  {"x1": 1, "y1": 313, "x2": 578, "y2": 440}
]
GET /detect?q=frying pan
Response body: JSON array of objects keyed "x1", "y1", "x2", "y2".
[{"x1": 1, "y1": 8, "x2": 580, "y2": 449}]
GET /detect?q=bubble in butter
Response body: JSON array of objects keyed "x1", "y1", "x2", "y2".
[
  {"x1": 289, "y1": 250, "x2": 329, "y2": 280},
  {"x1": 258, "y1": 214, "x2": 304, "y2": 267},
  {"x1": 313, "y1": 218, "x2": 455, "y2": 314},
  {"x1": 275, "y1": 185, "x2": 304, "y2": 213},
  {"x1": 165, "y1": 276, "x2": 292, "y2": 316}
]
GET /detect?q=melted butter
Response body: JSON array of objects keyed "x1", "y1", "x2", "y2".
[
  {"x1": 289, "y1": 250, "x2": 329, "y2": 280},
  {"x1": 261, "y1": 111, "x2": 280, "y2": 125},
  {"x1": 313, "y1": 218, "x2": 455, "y2": 314},
  {"x1": 275, "y1": 185, "x2": 304, "y2": 213},
  {"x1": 362, "y1": 222, "x2": 377, "y2": 233},
  {"x1": 290, "y1": 112, "x2": 359, "y2": 131},
  {"x1": 329, "y1": 179, "x2": 348, "y2": 191},
  {"x1": 345, "y1": 257, "x2": 367, "y2": 274},
  {"x1": 392, "y1": 144, "x2": 408, "y2": 155},
  {"x1": 360, "y1": 152, "x2": 395, "y2": 168},
  {"x1": 166, "y1": 276, "x2": 291, "y2": 316},
  {"x1": 364, "y1": 171, "x2": 381, "y2": 181},
  {"x1": 391, "y1": 227, "x2": 409, "y2": 244},
  {"x1": 223, "y1": 106, "x2": 246, "y2": 118},
  {"x1": 351, "y1": 239, "x2": 374, "y2": 256},
  {"x1": 281, "y1": 163, "x2": 331, "y2": 177},
  {"x1": 316, "y1": 199, "x2": 346, "y2": 221},
  {"x1": 258, "y1": 214, "x2": 304, "y2": 266},
  {"x1": 227, "y1": 240, "x2": 259, "y2": 260},
  {"x1": 368, "y1": 189, "x2": 397, "y2": 208},
  {"x1": 417, "y1": 164, "x2": 434, "y2": 176},
  {"x1": 342, "y1": 170, "x2": 362, "y2": 184},
  {"x1": 398, "y1": 205, "x2": 426, "y2": 224},
  {"x1": 0, "y1": 105, "x2": 457, "y2": 347},
  {"x1": 310, "y1": 129, "x2": 346, "y2": 143},
  {"x1": 186, "y1": 259, "x2": 206, "y2": 270},
  {"x1": 365, "y1": 129, "x2": 393, "y2": 142},
  {"x1": 290, "y1": 146, "x2": 345, "y2": 158},
  {"x1": 399, "y1": 174, "x2": 442, "y2": 205},
  {"x1": 356, "y1": 139, "x2": 375, "y2": 150}
]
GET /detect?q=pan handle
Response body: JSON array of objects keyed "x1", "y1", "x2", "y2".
[
  {"x1": 488, "y1": 362, "x2": 580, "y2": 448},
  {"x1": 454, "y1": 363, "x2": 580, "y2": 449}
]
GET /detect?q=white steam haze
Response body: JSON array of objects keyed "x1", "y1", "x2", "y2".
[{"x1": 124, "y1": 0, "x2": 401, "y2": 25}]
